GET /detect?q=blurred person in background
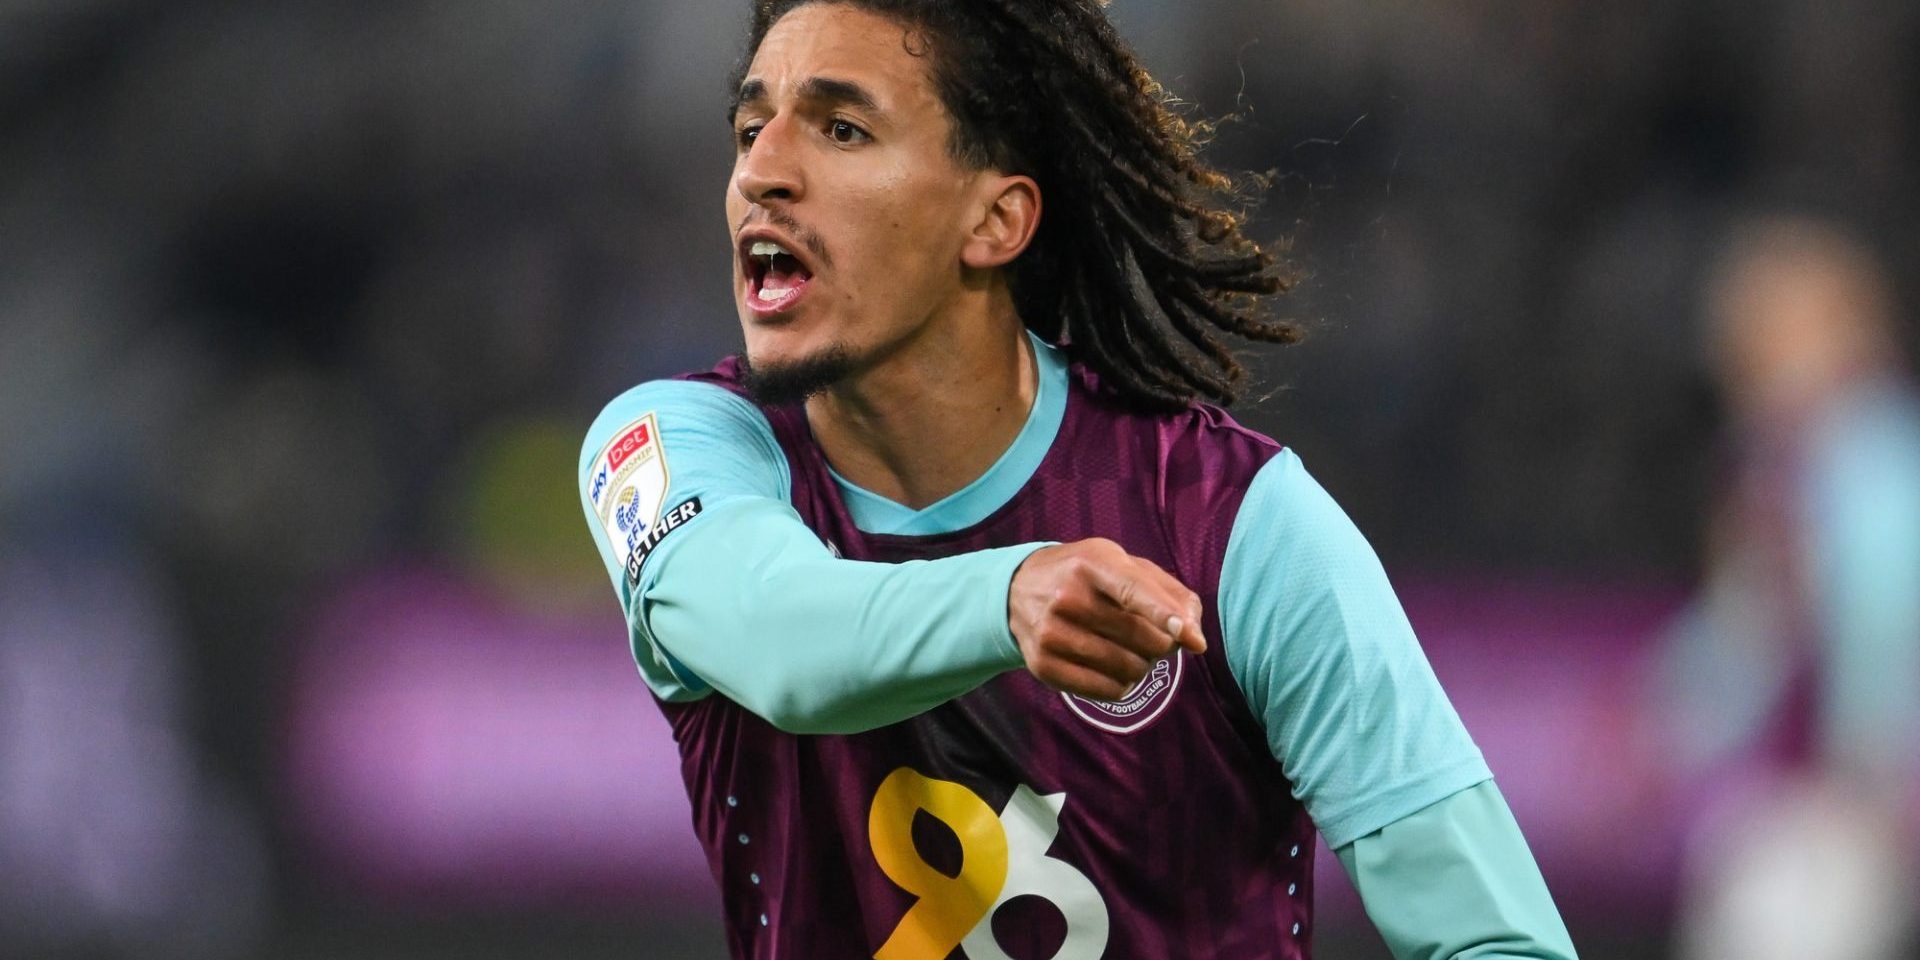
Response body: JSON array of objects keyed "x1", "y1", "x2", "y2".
[
  {"x1": 1661, "y1": 214, "x2": 1920, "y2": 960},
  {"x1": 0, "y1": 533, "x2": 268, "y2": 957}
]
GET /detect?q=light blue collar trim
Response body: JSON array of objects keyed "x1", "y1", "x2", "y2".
[{"x1": 831, "y1": 331, "x2": 1068, "y2": 536}]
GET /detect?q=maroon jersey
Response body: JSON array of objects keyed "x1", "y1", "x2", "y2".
[{"x1": 662, "y1": 357, "x2": 1310, "y2": 959}]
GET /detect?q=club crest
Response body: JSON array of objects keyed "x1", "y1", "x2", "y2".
[{"x1": 1062, "y1": 652, "x2": 1182, "y2": 734}]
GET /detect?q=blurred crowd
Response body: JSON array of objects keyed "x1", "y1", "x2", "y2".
[{"x1": 2, "y1": 0, "x2": 1916, "y2": 957}]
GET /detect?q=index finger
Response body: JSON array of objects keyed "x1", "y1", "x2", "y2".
[{"x1": 1082, "y1": 559, "x2": 1207, "y2": 654}]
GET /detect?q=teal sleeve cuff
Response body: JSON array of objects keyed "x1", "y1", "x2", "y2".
[
  {"x1": 1335, "y1": 781, "x2": 1578, "y2": 960},
  {"x1": 639, "y1": 497, "x2": 1043, "y2": 733}
]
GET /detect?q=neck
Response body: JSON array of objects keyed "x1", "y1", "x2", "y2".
[{"x1": 805, "y1": 286, "x2": 1037, "y2": 510}]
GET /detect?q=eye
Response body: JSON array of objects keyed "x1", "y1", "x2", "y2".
[
  {"x1": 736, "y1": 123, "x2": 763, "y2": 150},
  {"x1": 828, "y1": 119, "x2": 870, "y2": 144}
]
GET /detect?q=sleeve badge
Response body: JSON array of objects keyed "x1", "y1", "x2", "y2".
[{"x1": 589, "y1": 413, "x2": 671, "y2": 571}]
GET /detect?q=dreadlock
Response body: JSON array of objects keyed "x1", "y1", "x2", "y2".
[{"x1": 737, "y1": 0, "x2": 1301, "y2": 411}]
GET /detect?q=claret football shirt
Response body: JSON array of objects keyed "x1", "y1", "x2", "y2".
[{"x1": 579, "y1": 333, "x2": 1491, "y2": 959}]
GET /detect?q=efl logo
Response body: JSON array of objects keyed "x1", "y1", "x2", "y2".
[
  {"x1": 613, "y1": 488, "x2": 645, "y2": 534},
  {"x1": 1061, "y1": 653, "x2": 1181, "y2": 734}
]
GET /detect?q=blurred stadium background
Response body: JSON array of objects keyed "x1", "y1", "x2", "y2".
[{"x1": 3, "y1": 0, "x2": 1917, "y2": 957}]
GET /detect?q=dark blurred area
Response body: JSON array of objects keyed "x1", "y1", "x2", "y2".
[{"x1": 2, "y1": 0, "x2": 1916, "y2": 957}]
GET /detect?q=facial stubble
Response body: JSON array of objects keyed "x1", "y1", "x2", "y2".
[{"x1": 739, "y1": 342, "x2": 859, "y2": 406}]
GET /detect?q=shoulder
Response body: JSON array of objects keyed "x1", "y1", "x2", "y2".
[
  {"x1": 1062, "y1": 360, "x2": 1288, "y2": 580},
  {"x1": 1162, "y1": 400, "x2": 1286, "y2": 482},
  {"x1": 1065, "y1": 360, "x2": 1285, "y2": 493},
  {"x1": 1159, "y1": 404, "x2": 1288, "y2": 566},
  {"x1": 578, "y1": 366, "x2": 789, "y2": 503},
  {"x1": 581, "y1": 365, "x2": 761, "y2": 463},
  {"x1": 576, "y1": 367, "x2": 792, "y2": 580},
  {"x1": 1224, "y1": 449, "x2": 1372, "y2": 576},
  {"x1": 1215, "y1": 447, "x2": 1399, "y2": 645}
]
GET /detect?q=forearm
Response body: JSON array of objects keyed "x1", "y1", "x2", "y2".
[
  {"x1": 639, "y1": 498, "x2": 1043, "y2": 734},
  {"x1": 1336, "y1": 781, "x2": 1577, "y2": 960}
]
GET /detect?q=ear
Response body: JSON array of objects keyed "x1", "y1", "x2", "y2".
[{"x1": 959, "y1": 174, "x2": 1041, "y2": 270}]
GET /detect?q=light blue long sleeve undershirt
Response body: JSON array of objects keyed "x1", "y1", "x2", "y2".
[
  {"x1": 579, "y1": 334, "x2": 1575, "y2": 957},
  {"x1": 1340, "y1": 782, "x2": 1576, "y2": 960},
  {"x1": 1219, "y1": 446, "x2": 1574, "y2": 958},
  {"x1": 577, "y1": 382, "x2": 1042, "y2": 733}
]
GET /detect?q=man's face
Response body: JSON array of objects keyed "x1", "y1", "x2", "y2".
[{"x1": 727, "y1": 3, "x2": 983, "y2": 398}]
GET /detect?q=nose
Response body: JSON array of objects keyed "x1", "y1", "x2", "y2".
[{"x1": 734, "y1": 115, "x2": 803, "y2": 207}]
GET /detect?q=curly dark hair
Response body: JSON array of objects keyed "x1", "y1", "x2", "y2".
[{"x1": 734, "y1": 0, "x2": 1300, "y2": 410}]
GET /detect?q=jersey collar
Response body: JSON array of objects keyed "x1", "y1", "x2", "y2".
[{"x1": 829, "y1": 330, "x2": 1069, "y2": 536}]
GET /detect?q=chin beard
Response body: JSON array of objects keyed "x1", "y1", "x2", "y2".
[{"x1": 739, "y1": 344, "x2": 858, "y2": 406}]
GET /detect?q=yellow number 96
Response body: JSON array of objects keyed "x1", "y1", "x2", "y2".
[{"x1": 868, "y1": 767, "x2": 1110, "y2": 960}]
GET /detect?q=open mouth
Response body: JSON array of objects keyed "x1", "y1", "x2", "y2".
[{"x1": 743, "y1": 239, "x2": 814, "y2": 314}]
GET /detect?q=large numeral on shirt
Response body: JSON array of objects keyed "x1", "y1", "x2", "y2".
[
  {"x1": 868, "y1": 768, "x2": 1110, "y2": 960},
  {"x1": 870, "y1": 768, "x2": 1009, "y2": 959}
]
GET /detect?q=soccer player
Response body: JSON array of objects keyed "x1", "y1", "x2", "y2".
[{"x1": 579, "y1": 1, "x2": 1577, "y2": 957}]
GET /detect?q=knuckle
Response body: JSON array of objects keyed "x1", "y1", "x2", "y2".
[
  {"x1": 1132, "y1": 621, "x2": 1172, "y2": 655},
  {"x1": 1013, "y1": 623, "x2": 1042, "y2": 653},
  {"x1": 1033, "y1": 625, "x2": 1062, "y2": 652},
  {"x1": 1039, "y1": 627, "x2": 1079, "y2": 657},
  {"x1": 1045, "y1": 585, "x2": 1075, "y2": 613}
]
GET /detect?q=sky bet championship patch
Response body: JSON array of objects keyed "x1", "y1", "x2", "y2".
[{"x1": 588, "y1": 414, "x2": 671, "y2": 577}]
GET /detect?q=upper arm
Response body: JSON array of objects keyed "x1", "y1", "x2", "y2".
[
  {"x1": 1218, "y1": 449, "x2": 1491, "y2": 848},
  {"x1": 578, "y1": 379, "x2": 790, "y2": 697}
]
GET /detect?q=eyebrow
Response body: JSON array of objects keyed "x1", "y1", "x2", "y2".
[{"x1": 728, "y1": 75, "x2": 882, "y2": 123}]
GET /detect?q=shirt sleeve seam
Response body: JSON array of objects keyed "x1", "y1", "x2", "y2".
[{"x1": 1316, "y1": 757, "x2": 1495, "y2": 849}]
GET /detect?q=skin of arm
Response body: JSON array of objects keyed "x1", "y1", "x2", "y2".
[{"x1": 1219, "y1": 449, "x2": 1576, "y2": 959}]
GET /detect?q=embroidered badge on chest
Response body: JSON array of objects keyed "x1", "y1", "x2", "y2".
[{"x1": 1061, "y1": 652, "x2": 1183, "y2": 733}]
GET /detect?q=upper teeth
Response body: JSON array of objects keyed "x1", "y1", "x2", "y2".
[{"x1": 749, "y1": 241, "x2": 789, "y2": 260}]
